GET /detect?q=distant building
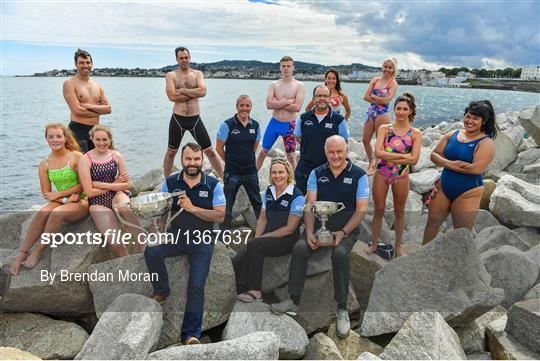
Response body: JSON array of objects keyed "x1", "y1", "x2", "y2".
[{"x1": 521, "y1": 66, "x2": 540, "y2": 80}]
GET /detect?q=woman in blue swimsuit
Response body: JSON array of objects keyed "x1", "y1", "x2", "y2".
[{"x1": 422, "y1": 100, "x2": 497, "y2": 245}]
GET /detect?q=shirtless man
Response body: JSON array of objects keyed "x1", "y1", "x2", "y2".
[
  {"x1": 63, "y1": 49, "x2": 111, "y2": 153},
  {"x1": 163, "y1": 47, "x2": 224, "y2": 179},
  {"x1": 256, "y1": 56, "x2": 305, "y2": 170}
]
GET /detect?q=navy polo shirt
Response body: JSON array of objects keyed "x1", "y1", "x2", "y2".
[
  {"x1": 217, "y1": 115, "x2": 261, "y2": 175},
  {"x1": 262, "y1": 183, "x2": 305, "y2": 234},
  {"x1": 161, "y1": 171, "x2": 226, "y2": 233},
  {"x1": 307, "y1": 159, "x2": 368, "y2": 232},
  {"x1": 294, "y1": 108, "x2": 349, "y2": 167}
]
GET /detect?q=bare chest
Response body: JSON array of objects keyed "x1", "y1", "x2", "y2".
[
  {"x1": 274, "y1": 82, "x2": 298, "y2": 99},
  {"x1": 75, "y1": 81, "x2": 101, "y2": 102},
  {"x1": 174, "y1": 72, "x2": 198, "y2": 89}
]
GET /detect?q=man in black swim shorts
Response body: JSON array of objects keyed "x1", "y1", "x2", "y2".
[{"x1": 163, "y1": 47, "x2": 224, "y2": 179}]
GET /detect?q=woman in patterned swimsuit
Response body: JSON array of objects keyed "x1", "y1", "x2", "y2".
[
  {"x1": 10, "y1": 124, "x2": 88, "y2": 275},
  {"x1": 78, "y1": 125, "x2": 145, "y2": 256},
  {"x1": 362, "y1": 58, "x2": 399, "y2": 175},
  {"x1": 367, "y1": 93, "x2": 422, "y2": 258}
]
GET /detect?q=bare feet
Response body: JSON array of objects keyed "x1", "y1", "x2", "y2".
[
  {"x1": 9, "y1": 251, "x2": 28, "y2": 275},
  {"x1": 394, "y1": 244, "x2": 404, "y2": 258},
  {"x1": 22, "y1": 248, "x2": 44, "y2": 269}
]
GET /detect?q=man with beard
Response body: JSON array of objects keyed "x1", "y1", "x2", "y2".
[{"x1": 144, "y1": 143, "x2": 226, "y2": 345}]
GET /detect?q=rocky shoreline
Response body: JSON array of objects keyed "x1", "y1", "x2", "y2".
[{"x1": 1, "y1": 105, "x2": 539, "y2": 360}]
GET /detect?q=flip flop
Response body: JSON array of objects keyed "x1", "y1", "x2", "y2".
[{"x1": 237, "y1": 291, "x2": 262, "y2": 303}]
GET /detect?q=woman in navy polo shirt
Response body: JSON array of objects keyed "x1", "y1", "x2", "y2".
[{"x1": 233, "y1": 158, "x2": 305, "y2": 302}]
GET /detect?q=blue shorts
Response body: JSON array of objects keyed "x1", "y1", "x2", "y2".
[{"x1": 261, "y1": 117, "x2": 297, "y2": 153}]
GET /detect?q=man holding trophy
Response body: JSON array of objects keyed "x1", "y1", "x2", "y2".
[
  {"x1": 143, "y1": 143, "x2": 226, "y2": 345},
  {"x1": 270, "y1": 135, "x2": 369, "y2": 338}
]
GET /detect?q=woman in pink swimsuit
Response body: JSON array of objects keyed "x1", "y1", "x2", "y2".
[
  {"x1": 362, "y1": 58, "x2": 399, "y2": 175},
  {"x1": 305, "y1": 69, "x2": 351, "y2": 120},
  {"x1": 367, "y1": 93, "x2": 422, "y2": 258}
]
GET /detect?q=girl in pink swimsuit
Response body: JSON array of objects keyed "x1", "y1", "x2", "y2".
[
  {"x1": 367, "y1": 92, "x2": 422, "y2": 258},
  {"x1": 362, "y1": 58, "x2": 399, "y2": 175},
  {"x1": 305, "y1": 69, "x2": 351, "y2": 120}
]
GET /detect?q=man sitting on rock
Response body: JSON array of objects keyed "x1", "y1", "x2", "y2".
[
  {"x1": 270, "y1": 135, "x2": 369, "y2": 337},
  {"x1": 144, "y1": 142, "x2": 226, "y2": 345}
]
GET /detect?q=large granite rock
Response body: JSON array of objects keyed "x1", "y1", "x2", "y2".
[
  {"x1": 485, "y1": 131, "x2": 518, "y2": 175},
  {"x1": 490, "y1": 175, "x2": 540, "y2": 227},
  {"x1": 523, "y1": 283, "x2": 540, "y2": 300},
  {"x1": 379, "y1": 312, "x2": 467, "y2": 360},
  {"x1": 274, "y1": 270, "x2": 360, "y2": 334},
  {"x1": 479, "y1": 180, "x2": 497, "y2": 211},
  {"x1": 506, "y1": 147, "x2": 540, "y2": 173},
  {"x1": 0, "y1": 347, "x2": 41, "y2": 360},
  {"x1": 513, "y1": 227, "x2": 540, "y2": 249},
  {"x1": 348, "y1": 138, "x2": 368, "y2": 162},
  {"x1": 305, "y1": 333, "x2": 343, "y2": 360},
  {"x1": 473, "y1": 210, "x2": 500, "y2": 233},
  {"x1": 130, "y1": 168, "x2": 164, "y2": 196},
  {"x1": 0, "y1": 312, "x2": 88, "y2": 359},
  {"x1": 1, "y1": 216, "x2": 99, "y2": 314},
  {"x1": 409, "y1": 169, "x2": 439, "y2": 194},
  {"x1": 361, "y1": 229, "x2": 505, "y2": 337},
  {"x1": 475, "y1": 226, "x2": 529, "y2": 253},
  {"x1": 480, "y1": 245, "x2": 539, "y2": 309},
  {"x1": 0, "y1": 211, "x2": 34, "y2": 249},
  {"x1": 504, "y1": 300, "x2": 540, "y2": 353},
  {"x1": 410, "y1": 147, "x2": 436, "y2": 173},
  {"x1": 147, "y1": 331, "x2": 279, "y2": 360},
  {"x1": 326, "y1": 323, "x2": 383, "y2": 359},
  {"x1": 76, "y1": 294, "x2": 162, "y2": 360},
  {"x1": 486, "y1": 314, "x2": 539, "y2": 359},
  {"x1": 502, "y1": 125, "x2": 525, "y2": 148},
  {"x1": 261, "y1": 248, "x2": 332, "y2": 293},
  {"x1": 349, "y1": 242, "x2": 388, "y2": 311},
  {"x1": 357, "y1": 352, "x2": 382, "y2": 360},
  {"x1": 88, "y1": 242, "x2": 236, "y2": 348},
  {"x1": 455, "y1": 305, "x2": 507, "y2": 354},
  {"x1": 222, "y1": 301, "x2": 308, "y2": 359},
  {"x1": 519, "y1": 104, "x2": 540, "y2": 144}
]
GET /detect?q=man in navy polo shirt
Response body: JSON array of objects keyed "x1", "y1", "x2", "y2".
[
  {"x1": 294, "y1": 85, "x2": 349, "y2": 194},
  {"x1": 270, "y1": 135, "x2": 368, "y2": 338},
  {"x1": 216, "y1": 95, "x2": 262, "y2": 230},
  {"x1": 144, "y1": 142, "x2": 226, "y2": 345}
]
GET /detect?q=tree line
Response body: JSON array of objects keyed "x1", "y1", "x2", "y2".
[{"x1": 438, "y1": 67, "x2": 522, "y2": 78}]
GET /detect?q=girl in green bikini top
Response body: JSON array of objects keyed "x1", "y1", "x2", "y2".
[{"x1": 46, "y1": 151, "x2": 86, "y2": 199}]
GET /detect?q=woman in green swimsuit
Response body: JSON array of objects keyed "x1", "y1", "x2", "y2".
[{"x1": 10, "y1": 123, "x2": 89, "y2": 275}]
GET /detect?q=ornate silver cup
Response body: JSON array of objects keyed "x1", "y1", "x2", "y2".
[
  {"x1": 305, "y1": 201, "x2": 345, "y2": 246},
  {"x1": 113, "y1": 191, "x2": 185, "y2": 237}
]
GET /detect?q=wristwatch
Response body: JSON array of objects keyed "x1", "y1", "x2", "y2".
[
  {"x1": 339, "y1": 229, "x2": 348, "y2": 238},
  {"x1": 62, "y1": 197, "x2": 68, "y2": 204}
]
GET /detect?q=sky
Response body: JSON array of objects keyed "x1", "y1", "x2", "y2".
[{"x1": 1, "y1": 0, "x2": 539, "y2": 75}]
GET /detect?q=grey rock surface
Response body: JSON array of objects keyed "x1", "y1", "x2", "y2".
[
  {"x1": 519, "y1": 104, "x2": 540, "y2": 144},
  {"x1": 305, "y1": 333, "x2": 343, "y2": 360},
  {"x1": 475, "y1": 226, "x2": 529, "y2": 253},
  {"x1": 489, "y1": 175, "x2": 540, "y2": 227},
  {"x1": 504, "y1": 299, "x2": 540, "y2": 353},
  {"x1": 409, "y1": 169, "x2": 439, "y2": 194},
  {"x1": 455, "y1": 305, "x2": 507, "y2": 354},
  {"x1": 326, "y1": 322, "x2": 383, "y2": 359}
]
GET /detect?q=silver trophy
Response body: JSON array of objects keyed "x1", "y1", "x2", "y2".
[
  {"x1": 113, "y1": 191, "x2": 185, "y2": 239},
  {"x1": 304, "y1": 201, "x2": 345, "y2": 245}
]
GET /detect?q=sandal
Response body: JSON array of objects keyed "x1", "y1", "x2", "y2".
[
  {"x1": 236, "y1": 291, "x2": 262, "y2": 303},
  {"x1": 183, "y1": 336, "x2": 201, "y2": 345}
]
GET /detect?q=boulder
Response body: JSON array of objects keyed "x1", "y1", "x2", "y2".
[
  {"x1": 481, "y1": 245, "x2": 539, "y2": 308},
  {"x1": 489, "y1": 175, "x2": 540, "y2": 227},
  {"x1": 305, "y1": 333, "x2": 343, "y2": 360},
  {"x1": 130, "y1": 168, "x2": 164, "y2": 196},
  {"x1": 506, "y1": 147, "x2": 540, "y2": 173},
  {"x1": 274, "y1": 271, "x2": 360, "y2": 334},
  {"x1": 512, "y1": 227, "x2": 539, "y2": 249},
  {"x1": 517, "y1": 137, "x2": 538, "y2": 153},
  {"x1": 475, "y1": 226, "x2": 529, "y2": 253},
  {"x1": 222, "y1": 301, "x2": 308, "y2": 359},
  {"x1": 88, "y1": 242, "x2": 236, "y2": 348},
  {"x1": 261, "y1": 247, "x2": 331, "y2": 293},
  {"x1": 485, "y1": 131, "x2": 518, "y2": 175},
  {"x1": 455, "y1": 305, "x2": 507, "y2": 354},
  {"x1": 361, "y1": 229, "x2": 505, "y2": 337},
  {"x1": 410, "y1": 147, "x2": 436, "y2": 173},
  {"x1": 486, "y1": 314, "x2": 539, "y2": 360},
  {"x1": 147, "y1": 331, "x2": 279, "y2": 360},
  {"x1": 523, "y1": 283, "x2": 540, "y2": 300},
  {"x1": 0, "y1": 313, "x2": 88, "y2": 359},
  {"x1": 348, "y1": 138, "x2": 368, "y2": 161},
  {"x1": 473, "y1": 210, "x2": 500, "y2": 233},
  {"x1": 0, "y1": 211, "x2": 34, "y2": 249},
  {"x1": 357, "y1": 352, "x2": 382, "y2": 360},
  {"x1": 502, "y1": 125, "x2": 525, "y2": 148},
  {"x1": 326, "y1": 322, "x2": 383, "y2": 359},
  {"x1": 505, "y1": 300, "x2": 540, "y2": 353},
  {"x1": 1, "y1": 216, "x2": 99, "y2": 315},
  {"x1": 379, "y1": 312, "x2": 467, "y2": 360},
  {"x1": 519, "y1": 104, "x2": 540, "y2": 144},
  {"x1": 466, "y1": 352, "x2": 492, "y2": 360},
  {"x1": 409, "y1": 169, "x2": 439, "y2": 194},
  {"x1": 0, "y1": 347, "x2": 41, "y2": 360},
  {"x1": 479, "y1": 180, "x2": 497, "y2": 211},
  {"x1": 76, "y1": 294, "x2": 162, "y2": 360},
  {"x1": 349, "y1": 242, "x2": 388, "y2": 311}
]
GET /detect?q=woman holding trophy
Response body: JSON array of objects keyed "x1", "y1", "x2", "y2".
[
  {"x1": 10, "y1": 124, "x2": 89, "y2": 275},
  {"x1": 78, "y1": 125, "x2": 145, "y2": 255},
  {"x1": 367, "y1": 93, "x2": 422, "y2": 258},
  {"x1": 232, "y1": 158, "x2": 305, "y2": 302}
]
